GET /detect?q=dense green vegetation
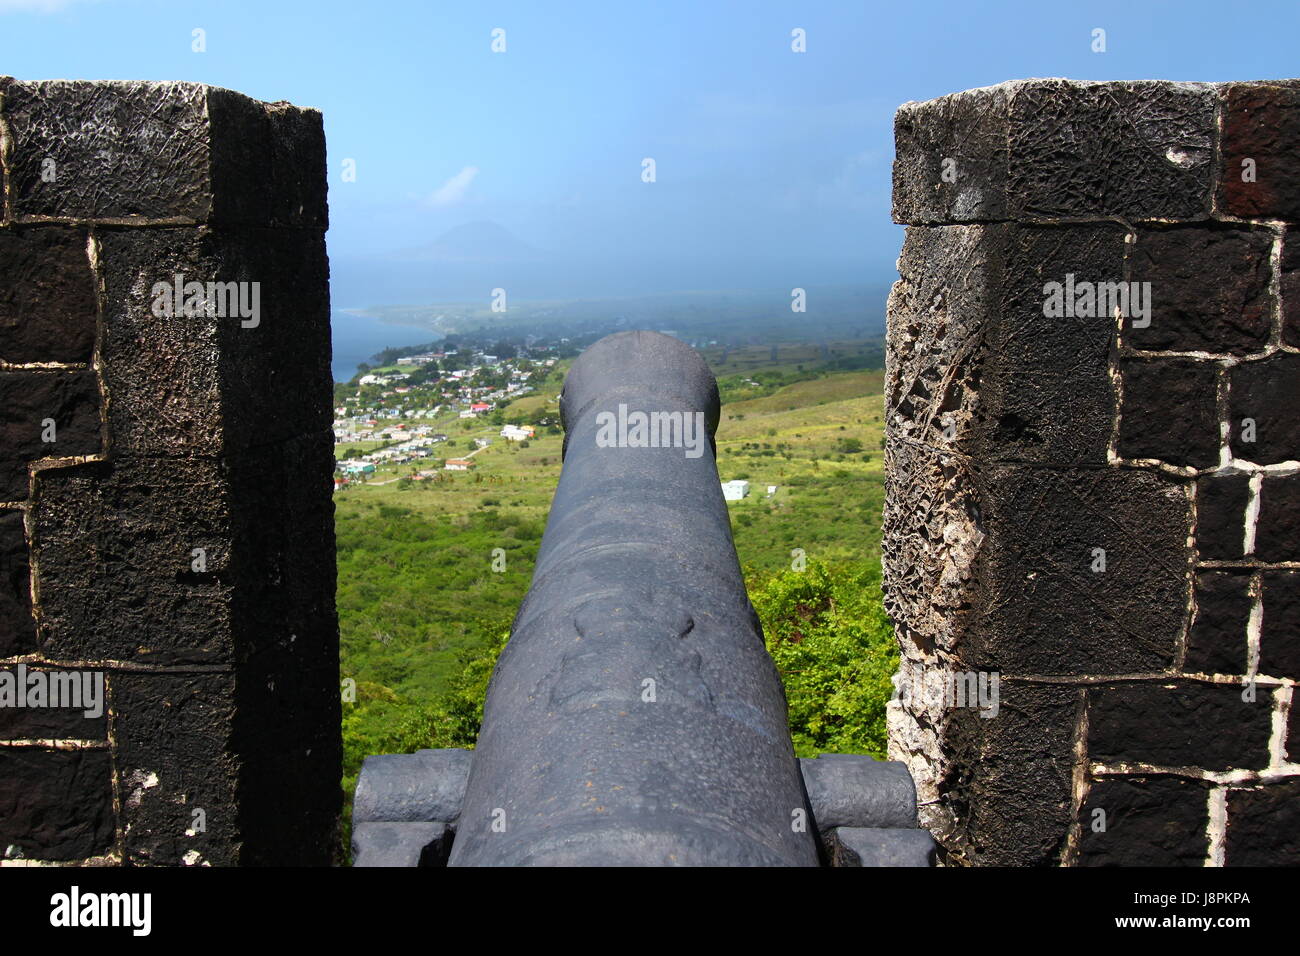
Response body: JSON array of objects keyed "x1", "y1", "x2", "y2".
[{"x1": 335, "y1": 357, "x2": 894, "y2": 856}]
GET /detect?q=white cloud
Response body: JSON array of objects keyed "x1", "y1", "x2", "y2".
[{"x1": 427, "y1": 166, "x2": 479, "y2": 206}]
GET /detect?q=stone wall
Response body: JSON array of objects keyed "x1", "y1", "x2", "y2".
[
  {"x1": 884, "y1": 79, "x2": 1300, "y2": 866},
  {"x1": 0, "y1": 80, "x2": 338, "y2": 865}
]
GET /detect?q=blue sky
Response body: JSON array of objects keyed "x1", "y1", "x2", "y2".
[{"x1": 5, "y1": 0, "x2": 1300, "y2": 306}]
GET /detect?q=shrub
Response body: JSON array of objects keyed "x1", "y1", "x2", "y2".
[
  {"x1": 748, "y1": 560, "x2": 898, "y2": 758},
  {"x1": 379, "y1": 627, "x2": 509, "y2": 754}
]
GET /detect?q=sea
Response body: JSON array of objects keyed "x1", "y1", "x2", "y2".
[{"x1": 330, "y1": 310, "x2": 441, "y2": 383}]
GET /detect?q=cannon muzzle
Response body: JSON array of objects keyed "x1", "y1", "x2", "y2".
[{"x1": 447, "y1": 331, "x2": 820, "y2": 866}]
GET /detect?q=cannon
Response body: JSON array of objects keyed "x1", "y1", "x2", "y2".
[
  {"x1": 352, "y1": 331, "x2": 932, "y2": 867},
  {"x1": 446, "y1": 331, "x2": 818, "y2": 866}
]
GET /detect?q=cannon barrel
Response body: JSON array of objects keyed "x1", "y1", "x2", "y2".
[{"x1": 447, "y1": 331, "x2": 820, "y2": 866}]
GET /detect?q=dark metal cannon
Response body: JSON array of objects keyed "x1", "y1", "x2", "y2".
[
  {"x1": 351, "y1": 330, "x2": 932, "y2": 867},
  {"x1": 446, "y1": 331, "x2": 820, "y2": 866}
]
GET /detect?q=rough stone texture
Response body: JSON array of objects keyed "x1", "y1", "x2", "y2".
[
  {"x1": 1259, "y1": 570, "x2": 1300, "y2": 680},
  {"x1": 0, "y1": 509, "x2": 35, "y2": 657},
  {"x1": 0, "y1": 748, "x2": 115, "y2": 861},
  {"x1": 0, "y1": 666, "x2": 108, "y2": 740},
  {"x1": 1118, "y1": 357, "x2": 1220, "y2": 468},
  {"x1": 827, "y1": 827, "x2": 936, "y2": 867},
  {"x1": 798, "y1": 753, "x2": 916, "y2": 832},
  {"x1": 31, "y1": 458, "x2": 234, "y2": 665},
  {"x1": 1088, "y1": 682, "x2": 1272, "y2": 771},
  {"x1": 1283, "y1": 229, "x2": 1300, "y2": 347},
  {"x1": 1184, "y1": 571, "x2": 1251, "y2": 675},
  {"x1": 110, "y1": 672, "x2": 239, "y2": 866},
  {"x1": 1124, "y1": 226, "x2": 1273, "y2": 355},
  {"x1": 0, "y1": 370, "x2": 103, "y2": 500},
  {"x1": 351, "y1": 822, "x2": 453, "y2": 868},
  {"x1": 96, "y1": 226, "x2": 332, "y2": 459},
  {"x1": 887, "y1": 79, "x2": 1300, "y2": 868},
  {"x1": 885, "y1": 444, "x2": 1191, "y2": 677},
  {"x1": 1224, "y1": 779, "x2": 1300, "y2": 866},
  {"x1": 2, "y1": 79, "x2": 326, "y2": 227},
  {"x1": 1218, "y1": 83, "x2": 1300, "y2": 221},
  {"x1": 0, "y1": 79, "x2": 338, "y2": 866},
  {"x1": 961, "y1": 465, "x2": 1191, "y2": 675},
  {"x1": 1076, "y1": 776, "x2": 1211, "y2": 866},
  {"x1": 1195, "y1": 473, "x2": 1251, "y2": 561},
  {"x1": 353, "y1": 749, "x2": 471, "y2": 825},
  {"x1": 888, "y1": 223, "x2": 1124, "y2": 467},
  {"x1": 1255, "y1": 474, "x2": 1300, "y2": 563},
  {"x1": 935, "y1": 682, "x2": 1078, "y2": 866},
  {"x1": 1228, "y1": 352, "x2": 1300, "y2": 465},
  {"x1": 892, "y1": 84, "x2": 1013, "y2": 224},
  {"x1": 0, "y1": 226, "x2": 97, "y2": 364},
  {"x1": 894, "y1": 80, "x2": 1216, "y2": 223},
  {"x1": 881, "y1": 440, "x2": 981, "y2": 665}
]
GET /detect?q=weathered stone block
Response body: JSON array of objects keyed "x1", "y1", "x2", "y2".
[
  {"x1": 1228, "y1": 352, "x2": 1300, "y2": 465},
  {"x1": 881, "y1": 439, "x2": 981, "y2": 654},
  {"x1": 1088, "y1": 681, "x2": 1272, "y2": 770},
  {"x1": 1282, "y1": 229, "x2": 1300, "y2": 347},
  {"x1": 888, "y1": 223, "x2": 1125, "y2": 466},
  {"x1": 1124, "y1": 226, "x2": 1273, "y2": 355},
  {"x1": 963, "y1": 465, "x2": 1191, "y2": 675},
  {"x1": 96, "y1": 226, "x2": 331, "y2": 458},
  {"x1": 894, "y1": 80, "x2": 1215, "y2": 223},
  {"x1": 111, "y1": 672, "x2": 238, "y2": 866},
  {"x1": 0, "y1": 509, "x2": 35, "y2": 657},
  {"x1": 205, "y1": 88, "x2": 328, "y2": 229},
  {"x1": 30, "y1": 458, "x2": 234, "y2": 665},
  {"x1": 1118, "y1": 357, "x2": 1221, "y2": 468},
  {"x1": 892, "y1": 83, "x2": 1012, "y2": 224},
  {"x1": 1218, "y1": 83, "x2": 1300, "y2": 221},
  {"x1": 1259, "y1": 570, "x2": 1300, "y2": 680},
  {"x1": 1009, "y1": 81, "x2": 1215, "y2": 220},
  {"x1": 0, "y1": 226, "x2": 96, "y2": 365},
  {"x1": 1076, "y1": 776, "x2": 1210, "y2": 866},
  {"x1": 0, "y1": 747, "x2": 114, "y2": 860},
  {"x1": 1256, "y1": 474, "x2": 1300, "y2": 563},
  {"x1": 0, "y1": 369, "x2": 102, "y2": 500},
  {"x1": 940, "y1": 681, "x2": 1078, "y2": 865},
  {"x1": 0, "y1": 666, "x2": 108, "y2": 740},
  {"x1": 1195, "y1": 472, "x2": 1250, "y2": 560},
  {"x1": 2, "y1": 79, "x2": 326, "y2": 227},
  {"x1": 1185, "y1": 571, "x2": 1251, "y2": 676},
  {"x1": 1224, "y1": 779, "x2": 1300, "y2": 866}
]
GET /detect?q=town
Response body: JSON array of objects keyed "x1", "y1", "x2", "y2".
[{"x1": 332, "y1": 342, "x2": 562, "y2": 489}]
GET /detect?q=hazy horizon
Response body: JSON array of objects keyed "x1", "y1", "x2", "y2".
[{"x1": 7, "y1": 0, "x2": 1300, "y2": 310}]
